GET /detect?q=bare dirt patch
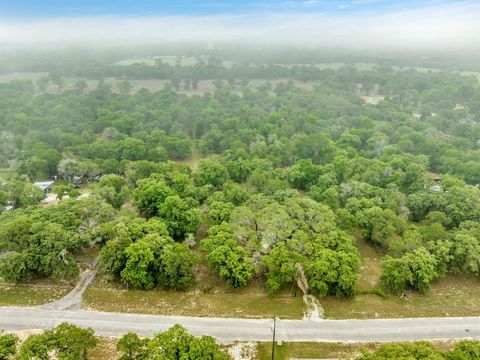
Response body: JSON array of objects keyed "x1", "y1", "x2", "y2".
[
  {"x1": 88, "y1": 337, "x2": 121, "y2": 360},
  {"x1": 361, "y1": 95, "x2": 384, "y2": 105},
  {"x1": 303, "y1": 294, "x2": 323, "y2": 320},
  {"x1": 227, "y1": 342, "x2": 257, "y2": 360}
]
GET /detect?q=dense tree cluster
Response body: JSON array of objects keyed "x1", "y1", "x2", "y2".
[
  {"x1": 0, "y1": 323, "x2": 97, "y2": 360},
  {"x1": 92, "y1": 174, "x2": 129, "y2": 209},
  {"x1": 202, "y1": 195, "x2": 360, "y2": 296},
  {"x1": 117, "y1": 325, "x2": 229, "y2": 360},
  {"x1": 1, "y1": 59, "x2": 480, "y2": 297},
  {"x1": 0, "y1": 197, "x2": 115, "y2": 282},
  {"x1": 0, "y1": 323, "x2": 230, "y2": 360},
  {"x1": 100, "y1": 217, "x2": 196, "y2": 290},
  {"x1": 0, "y1": 333, "x2": 17, "y2": 359},
  {"x1": 132, "y1": 167, "x2": 204, "y2": 239},
  {"x1": 0, "y1": 177, "x2": 45, "y2": 209}
]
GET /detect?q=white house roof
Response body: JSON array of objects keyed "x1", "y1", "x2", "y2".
[{"x1": 33, "y1": 181, "x2": 55, "y2": 191}]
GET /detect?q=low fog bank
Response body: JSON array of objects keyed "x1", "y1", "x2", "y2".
[{"x1": 0, "y1": 1, "x2": 479, "y2": 53}]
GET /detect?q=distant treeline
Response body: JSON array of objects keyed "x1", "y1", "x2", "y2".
[{"x1": 1, "y1": 44, "x2": 479, "y2": 76}]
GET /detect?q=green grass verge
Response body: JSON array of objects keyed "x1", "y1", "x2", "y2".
[
  {"x1": 0, "y1": 283, "x2": 71, "y2": 306},
  {"x1": 321, "y1": 273, "x2": 480, "y2": 319},
  {"x1": 326, "y1": 231, "x2": 480, "y2": 319},
  {"x1": 83, "y1": 282, "x2": 304, "y2": 319}
]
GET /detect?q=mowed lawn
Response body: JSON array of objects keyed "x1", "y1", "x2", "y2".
[
  {"x1": 83, "y1": 281, "x2": 304, "y2": 319},
  {"x1": 0, "y1": 283, "x2": 71, "y2": 306}
]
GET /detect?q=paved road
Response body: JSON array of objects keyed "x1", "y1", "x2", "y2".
[{"x1": 1, "y1": 307, "x2": 480, "y2": 343}]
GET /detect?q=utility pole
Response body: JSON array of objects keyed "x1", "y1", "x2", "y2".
[{"x1": 271, "y1": 317, "x2": 276, "y2": 360}]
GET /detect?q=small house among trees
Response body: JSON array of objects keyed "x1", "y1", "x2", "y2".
[{"x1": 33, "y1": 181, "x2": 55, "y2": 195}]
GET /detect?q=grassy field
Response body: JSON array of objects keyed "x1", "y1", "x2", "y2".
[
  {"x1": 322, "y1": 273, "x2": 480, "y2": 319},
  {"x1": 321, "y1": 232, "x2": 480, "y2": 319},
  {"x1": 0, "y1": 65, "x2": 478, "y2": 95},
  {"x1": 114, "y1": 56, "x2": 237, "y2": 68},
  {"x1": 461, "y1": 70, "x2": 480, "y2": 80},
  {"x1": 121, "y1": 78, "x2": 314, "y2": 95},
  {"x1": 354, "y1": 232, "x2": 382, "y2": 290},
  {"x1": 177, "y1": 150, "x2": 210, "y2": 171},
  {"x1": 0, "y1": 71, "x2": 316, "y2": 95},
  {"x1": 85, "y1": 242, "x2": 304, "y2": 319},
  {"x1": 0, "y1": 72, "x2": 47, "y2": 82},
  {"x1": 0, "y1": 283, "x2": 72, "y2": 306},
  {"x1": 84, "y1": 230, "x2": 480, "y2": 321},
  {"x1": 83, "y1": 281, "x2": 304, "y2": 319},
  {"x1": 115, "y1": 57, "x2": 157, "y2": 66},
  {"x1": 276, "y1": 62, "x2": 376, "y2": 70},
  {"x1": 114, "y1": 55, "x2": 198, "y2": 67}
]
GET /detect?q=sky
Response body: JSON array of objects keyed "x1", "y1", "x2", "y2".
[
  {"x1": 0, "y1": 0, "x2": 469, "y2": 18},
  {"x1": 0, "y1": 0, "x2": 479, "y2": 51}
]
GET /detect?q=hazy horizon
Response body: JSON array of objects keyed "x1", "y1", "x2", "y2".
[{"x1": 0, "y1": 1, "x2": 479, "y2": 53}]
